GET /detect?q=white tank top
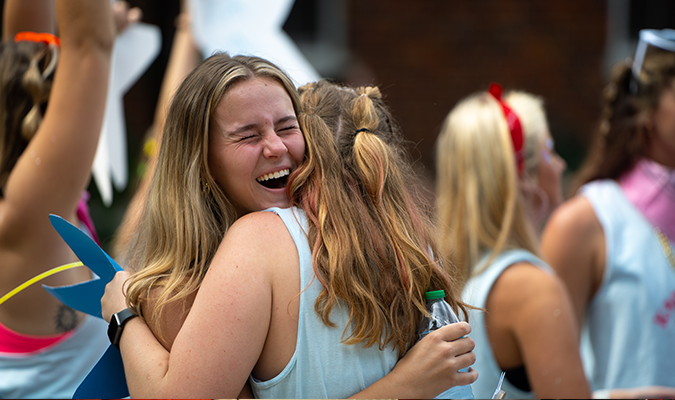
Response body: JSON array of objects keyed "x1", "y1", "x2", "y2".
[
  {"x1": 580, "y1": 180, "x2": 675, "y2": 390},
  {"x1": 462, "y1": 249, "x2": 552, "y2": 399},
  {"x1": 250, "y1": 207, "x2": 473, "y2": 399},
  {"x1": 0, "y1": 315, "x2": 109, "y2": 398}
]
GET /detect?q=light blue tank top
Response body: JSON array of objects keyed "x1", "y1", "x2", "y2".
[
  {"x1": 250, "y1": 207, "x2": 473, "y2": 399},
  {"x1": 580, "y1": 180, "x2": 675, "y2": 390},
  {"x1": 0, "y1": 315, "x2": 109, "y2": 399},
  {"x1": 462, "y1": 249, "x2": 553, "y2": 399}
]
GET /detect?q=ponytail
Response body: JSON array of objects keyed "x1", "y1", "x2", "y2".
[
  {"x1": 292, "y1": 80, "x2": 467, "y2": 357},
  {"x1": 0, "y1": 41, "x2": 57, "y2": 190}
]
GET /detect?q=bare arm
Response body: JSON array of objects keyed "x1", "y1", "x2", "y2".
[
  {"x1": 349, "y1": 322, "x2": 477, "y2": 399},
  {"x1": 488, "y1": 262, "x2": 591, "y2": 398},
  {"x1": 103, "y1": 213, "x2": 286, "y2": 398},
  {"x1": 106, "y1": 211, "x2": 471, "y2": 398},
  {"x1": 540, "y1": 196, "x2": 605, "y2": 331},
  {"x1": 2, "y1": 0, "x2": 55, "y2": 40},
  {"x1": 0, "y1": 0, "x2": 113, "y2": 334},
  {"x1": 4, "y1": 0, "x2": 114, "y2": 233}
]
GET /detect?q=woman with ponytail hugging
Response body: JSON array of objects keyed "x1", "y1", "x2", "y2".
[
  {"x1": 435, "y1": 85, "x2": 590, "y2": 398},
  {"x1": 101, "y1": 69, "x2": 476, "y2": 398},
  {"x1": 0, "y1": 0, "x2": 115, "y2": 397}
]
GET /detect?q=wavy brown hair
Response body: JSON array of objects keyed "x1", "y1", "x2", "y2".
[
  {"x1": 123, "y1": 54, "x2": 300, "y2": 344},
  {"x1": 0, "y1": 41, "x2": 58, "y2": 190},
  {"x1": 572, "y1": 50, "x2": 675, "y2": 193},
  {"x1": 290, "y1": 80, "x2": 467, "y2": 357}
]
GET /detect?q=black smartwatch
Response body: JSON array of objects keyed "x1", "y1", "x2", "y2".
[{"x1": 107, "y1": 308, "x2": 138, "y2": 348}]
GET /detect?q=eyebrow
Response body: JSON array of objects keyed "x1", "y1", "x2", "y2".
[{"x1": 225, "y1": 115, "x2": 298, "y2": 137}]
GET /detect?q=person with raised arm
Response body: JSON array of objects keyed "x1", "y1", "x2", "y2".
[{"x1": 0, "y1": 0, "x2": 116, "y2": 397}]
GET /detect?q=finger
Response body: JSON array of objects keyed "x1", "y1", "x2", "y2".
[
  {"x1": 452, "y1": 349, "x2": 477, "y2": 371},
  {"x1": 429, "y1": 321, "x2": 471, "y2": 341},
  {"x1": 452, "y1": 336, "x2": 476, "y2": 354},
  {"x1": 111, "y1": 1, "x2": 129, "y2": 26},
  {"x1": 455, "y1": 367, "x2": 479, "y2": 386},
  {"x1": 127, "y1": 7, "x2": 143, "y2": 24}
]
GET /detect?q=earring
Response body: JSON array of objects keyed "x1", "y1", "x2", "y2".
[{"x1": 202, "y1": 181, "x2": 211, "y2": 195}]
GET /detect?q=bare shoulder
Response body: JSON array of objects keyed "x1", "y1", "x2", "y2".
[
  {"x1": 543, "y1": 195, "x2": 602, "y2": 246},
  {"x1": 490, "y1": 262, "x2": 564, "y2": 311},
  {"x1": 214, "y1": 211, "x2": 298, "y2": 275},
  {"x1": 490, "y1": 260, "x2": 575, "y2": 330},
  {"x1": 541, "y1": 195, "x2": 606, "y2": 322},
  {"x1": 541, "y1": 196, "x2": 606, "y2": 271},
  {"x1": 226, "y1": 211, "x2": 294, "y2": 250}
]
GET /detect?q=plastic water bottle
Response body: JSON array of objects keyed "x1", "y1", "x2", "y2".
[{"x1": 420, "y1": 289, "x2": 474, "y2": 399}]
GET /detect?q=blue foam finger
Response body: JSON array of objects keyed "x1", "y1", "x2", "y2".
[
  {"x1": 104, "y1": 251, "x2": 123, "y2": 272},
  {"x1": 45, "y1": 214, "x2": 130, "y2": 397},
  {"x1": 44, "y1": 214, "x2": 122, "y2": 318},
  {"x1": 72, "y1": 345, "x2": 129, "y2": 399},
  {"x1": 48, "y1": 215, "x2": 122, "y2": 281},
  {"x1": 43, "y1": 278, "x2": 107, "y2": 318}
]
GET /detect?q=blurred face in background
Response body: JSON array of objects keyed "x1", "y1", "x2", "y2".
[
  {"x1": 648, "y1": 80, "x2": 675, "y2": 168},
  {"x1": 536, "y1": 132, "x2": 566, "y2": 214}
]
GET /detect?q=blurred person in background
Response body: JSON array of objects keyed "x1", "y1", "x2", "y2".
[
  {"x1": 0, "y1": 0, "x2": 125, "y2": 397},
  {"x1": 435, "y1": 84, "x2": 589, "y2": 399},
  {"x1": 542, "y1": 31, "x2": 675, "y2": 398}
]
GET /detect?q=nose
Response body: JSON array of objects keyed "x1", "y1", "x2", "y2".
[
  {"x1": 554, "y1": 153, "x2": 567, "y2": 173},
  {"x1": 262, "y1": 132, "x2": 288, "y2": 158}
]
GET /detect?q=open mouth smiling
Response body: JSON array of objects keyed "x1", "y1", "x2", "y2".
[{"x1": 256, "y1": 168, "x2": 290, "y2": 189}]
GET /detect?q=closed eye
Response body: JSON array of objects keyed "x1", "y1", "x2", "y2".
[{"x1": 238, "y1": 134, "x2": 258, "y2": 142}]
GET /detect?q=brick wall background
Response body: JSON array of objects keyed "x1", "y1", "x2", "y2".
[
  {"x1": 343, "y1": 1, "x2": 607, "y2": 186},
  {"x1": 0, "y1": 0, "x2": 619, "y2": 248}
]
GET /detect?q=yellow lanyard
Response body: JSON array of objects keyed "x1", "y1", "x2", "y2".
[{"x1": 0, "y1": 262, "x2": 83, "y2": 306}]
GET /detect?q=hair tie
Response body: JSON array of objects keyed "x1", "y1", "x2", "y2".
[
  {"x1": 355, "y1": 128, "x2": 371, "y2": 135},
  {"x1": 488, "y1": 83, "x2": 524, "y2": 175},
  {"x1": 15, "y1": 32, "x2": 61, "y2": 47}
]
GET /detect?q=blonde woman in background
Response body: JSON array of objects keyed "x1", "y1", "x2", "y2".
[{"x1": 435, "y1": 84, "x2": 589, "y2": 399}]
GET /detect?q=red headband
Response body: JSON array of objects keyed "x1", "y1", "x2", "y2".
[
  {"x1": 14, "y1": 32, "x2": 61, "y2": 47},
  {"x1": 488, "y1": 83, "x2": 524, "y2": 175}
]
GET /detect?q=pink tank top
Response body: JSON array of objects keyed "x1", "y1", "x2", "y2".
[{"x1": 0, "y1": 321, "x2": 74, "y2": 353}]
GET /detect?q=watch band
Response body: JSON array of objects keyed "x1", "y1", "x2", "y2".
[{"x1": 107, "y1": 307, "x2": 138, "y2": 348}]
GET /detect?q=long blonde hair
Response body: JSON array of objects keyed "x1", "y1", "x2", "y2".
[
  {"x1": 123, "y1": 54, "x2": 300, "y2": 342},
  {"x1": 291, "y1": 80, "x2": 467, "y2": 357},
  {"x1": 435, "y1": 90, "x2": 546, "y2": 287}
]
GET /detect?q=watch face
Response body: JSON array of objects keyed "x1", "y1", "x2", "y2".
[
  {"x1": 108, "y1": 308, "x2": 137, "y2": 348},
  {"x1": 108, "y1": 312, "x2": 122, "y2": 346},
  {"x1": 108, "y1": 314, "x2": 119, "y2": 345}
]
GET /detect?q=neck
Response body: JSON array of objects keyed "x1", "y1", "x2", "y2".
[{"x1": 645, "y1": 141, "x2": 675, "y2": 169}]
